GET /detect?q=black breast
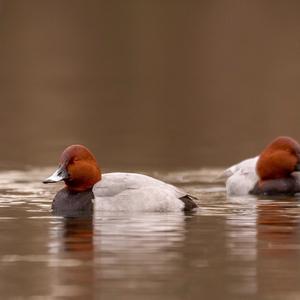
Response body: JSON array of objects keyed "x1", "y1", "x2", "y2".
[
  {"x1": 250, "y1": 176, "x2": 300, "y2": 195},
  {"x1": 52, "y1": 187, "x2": 94, "y2": 216}
]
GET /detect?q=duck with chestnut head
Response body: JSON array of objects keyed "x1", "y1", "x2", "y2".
[
  {"x1": 43, "y1": 145, "x2": 198, "y2": 213},
  {"x1": 223, "y1": 136, "x2": 300, "y2": 196}
]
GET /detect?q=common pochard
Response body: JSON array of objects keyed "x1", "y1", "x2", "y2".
[
  {"x1": 43, "y1": 145, "x2": 198, "y2": 212},
  {"x1": 223, "y1": 136, "x2": 300, "y2": 195}
]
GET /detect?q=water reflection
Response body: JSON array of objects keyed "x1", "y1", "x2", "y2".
[
  {"x1": 225, "y1": 204, "x2": 257, "y2": 296},
  {"x1": 2, "y1": 168, "x2": 300, "y2": 299},
  {"x1": 48, "y1": 217, "x2": 95, "y2": 298},
  {"x1": 223, "y1": 196, "x2": 300, "y2": 299},
  {"x1": 93, "y1": 213, "x2": 186, "y2": 279},
  {"x1": 48, "y1": 212, "x2": 189, "y2": 299},
  {"x1": 257, "y1": 198, "x2": 300, "y2": 255},
  {"x1": 50, "y1": 217, "x2": 94, "y2": 253}
]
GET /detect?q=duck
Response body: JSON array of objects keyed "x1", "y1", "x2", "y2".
[
  {"x1": 223, "y1": 136, "x2": 300, "y2": 196},
  {"x1": 43, "y1": 145, "x2": 198, "y2": 212}
]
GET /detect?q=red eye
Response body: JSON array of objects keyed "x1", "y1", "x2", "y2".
[{"x1": 68, "y1": 159, "x2": 76, "y2": 164}]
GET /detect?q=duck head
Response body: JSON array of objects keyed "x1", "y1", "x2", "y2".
[
  {"x1": 256, "y1": 136, "x2": 300, "y2": 181},
  {"x1": 43, "y1": 145, "x2": 101, "y2": 192}
]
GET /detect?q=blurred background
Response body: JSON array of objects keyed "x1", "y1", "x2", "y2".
[{"x1": 0, "y1": 0, "x2": 300, "y2": 170}]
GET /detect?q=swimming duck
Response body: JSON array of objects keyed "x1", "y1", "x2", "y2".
[
  {"x1": 223, "y1": 136, "x2": 300, "y2": 195},
  {"x1": 43, "y1": 145, "x2": 198, "y2": 212}
]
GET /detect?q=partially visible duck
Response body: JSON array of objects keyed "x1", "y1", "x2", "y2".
[
  {"x1": 223, "y1": 136, "x2": 300, "y2": 196},
  {"x1": 43, "y1": 145, "x2": 198, "y2": 212},
  {"x1": 222, "y1": 156, "x2": 259, "y2": 195}
]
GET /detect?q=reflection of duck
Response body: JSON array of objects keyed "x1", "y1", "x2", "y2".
[
  {"x1": 255, "y1": 199, "x2": 300, "y2": 295},
  {"x1": 47, "y1": 217, "x2": 95, "y2": 298},
  {"x1": 63, "y1": 218, "x2": 94, "y2": 253},
  {"x1": 223, "y1": 198, "x2": 300, "y2": 296},
  {"x1": 257, "y1": 199, "x2": 300, "y2": 255},
  {"x1": 44, "y1": 145, "x2": 197, "y2": 212},
  {"x1": 50, "y1": 217, "x2": 94, "y2": 254},
  {"x1": 223, "y1": 137, "x2": 300, "y2": 195},
  {"x1": 93, "y1": 213, "x2": 186, "y2": 280}
]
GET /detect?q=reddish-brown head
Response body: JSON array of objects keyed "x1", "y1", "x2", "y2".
[
  {"x1": 256, "y1": 136, "x2": 300, "y2": 180},
  {"x1": 44, "y1": 145, "x2": 101, "y2": 192}
]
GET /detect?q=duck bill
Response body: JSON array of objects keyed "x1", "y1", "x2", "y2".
[{"x1": 43, "y1": 165, "x2": 69, "y2": 183}]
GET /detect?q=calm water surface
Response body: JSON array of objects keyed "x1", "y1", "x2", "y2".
[{"x1": 0, "y1": 168, "x2": 300, "y2": 299}]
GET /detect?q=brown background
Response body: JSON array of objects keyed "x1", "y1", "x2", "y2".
[{"x1": 0, "y1": 0, "x2": 300, "y2": 170}]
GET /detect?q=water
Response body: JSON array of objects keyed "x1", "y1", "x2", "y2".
[{"x1": 0, "y1": 168, "x2": 300, "y2": 299}]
